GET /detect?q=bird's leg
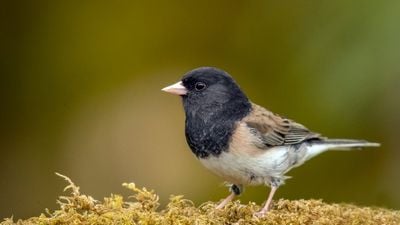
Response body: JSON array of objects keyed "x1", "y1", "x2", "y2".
[
  {"x1": 215, "y1": 193, "x2": 235, "y2": 209},
  {"x1": 216, "y1": 184, "x2": 242, "y2": 209},
  {"x1": 254, "y1": 179, "x2": 280, "y2": 217}
]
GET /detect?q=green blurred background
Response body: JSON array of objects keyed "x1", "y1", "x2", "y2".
[{"x1": 1, "y1": 0, "x2": 400, "y2": 219}]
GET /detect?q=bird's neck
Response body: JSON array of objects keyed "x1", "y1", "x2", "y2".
[{"x1": 184, "y1": 100, "x2": 251, "y2": 158}]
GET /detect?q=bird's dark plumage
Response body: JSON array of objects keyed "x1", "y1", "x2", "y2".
[
  {"x1": 180, "y1": 67, "x2": 252, "y2": 158},
  {"x1": 162, "y1": 66, "x2": 380, "y2": 217}
]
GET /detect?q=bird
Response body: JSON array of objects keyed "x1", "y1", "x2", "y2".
[{"x1": 161, "y1": 67, "x2": 380, "y2": 217}]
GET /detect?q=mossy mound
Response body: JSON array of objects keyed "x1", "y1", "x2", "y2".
[{"x1": 2, "y1": 173, "x2": 399, "y2": 225}]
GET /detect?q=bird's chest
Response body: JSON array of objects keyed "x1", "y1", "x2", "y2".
[{"x1": 185, "y1": 117, "x2": 234, "y2": 158}]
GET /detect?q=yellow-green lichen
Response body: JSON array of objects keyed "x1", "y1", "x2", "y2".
[{"x1": 2, "y1": 173, "x2": 399, "y2": 225}]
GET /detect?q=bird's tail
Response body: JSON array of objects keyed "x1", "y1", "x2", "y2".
[{"x1": 305, "y1": 139, "x2": 380, "y2": 160}]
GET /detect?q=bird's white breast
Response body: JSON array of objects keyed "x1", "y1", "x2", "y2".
[
  {"x1": 198, "y1": 122, "x2": 307, "y2": 186},
  {"x1": 199, "y1": 147, "x2": 292, "y2": 186}
]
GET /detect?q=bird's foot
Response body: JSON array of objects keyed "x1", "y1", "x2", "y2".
[
  {"x1": 253, "y1": 185, "x2": 277, "y2": 217},
  {"x1": 253, "y1": 209, "x2": 268, "y2": 218}
]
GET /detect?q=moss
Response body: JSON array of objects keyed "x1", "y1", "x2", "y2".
[{"x1": 2, "y1": 173, "x2": 399, "y2": 225}]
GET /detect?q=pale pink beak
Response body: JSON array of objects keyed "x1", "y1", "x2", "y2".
[{"x1": 161, "y1": 81, "x2": 188, "y2": 95}]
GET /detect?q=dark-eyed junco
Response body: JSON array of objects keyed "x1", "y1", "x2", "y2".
[{"x1": 162, "y1": 67, "x2": 380, "y2": 217}]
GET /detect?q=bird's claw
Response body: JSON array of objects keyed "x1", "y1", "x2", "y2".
[{"x1": 253, "y1": 210, "x2": 267, "y2": 218}]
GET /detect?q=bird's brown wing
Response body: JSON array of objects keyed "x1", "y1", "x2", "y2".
[{"x1": 243, "y1": 103, "x2": 322, "y2": 147}]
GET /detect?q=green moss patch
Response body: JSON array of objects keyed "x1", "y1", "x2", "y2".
[{"x1": 2, "y1": 173, "x2": 399, "y2": 225}]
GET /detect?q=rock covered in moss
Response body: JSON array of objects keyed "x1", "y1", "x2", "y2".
[{"x1": 2, "y1": 174, "x2": 399, "y2": 225}]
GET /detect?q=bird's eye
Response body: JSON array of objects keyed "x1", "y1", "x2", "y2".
[{"x1": 194, "y1": 82, "x2": 206, "y2": 91}]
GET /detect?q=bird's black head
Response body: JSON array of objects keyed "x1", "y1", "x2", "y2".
[
  {"x1": 180, "y1": 67, "x2": 250, "y2": 115},
  {"x1": 162, "y1": 67, "x2": 252, "y2": 158}
]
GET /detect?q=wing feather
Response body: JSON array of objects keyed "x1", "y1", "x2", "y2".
[{"x1": 244, "y1": 103, "x2": 322, "y2": 147}]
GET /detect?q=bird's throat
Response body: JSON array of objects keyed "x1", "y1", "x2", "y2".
[{"x1": 184, "y1": 101, "x2": 252, "y2": 158}]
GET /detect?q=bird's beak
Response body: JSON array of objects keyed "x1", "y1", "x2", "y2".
[{"x1": 161, "y1": 81, "x2": 188, "y2": 96}]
